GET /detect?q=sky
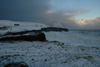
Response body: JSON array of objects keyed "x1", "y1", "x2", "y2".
[{"x1": 0, "y1": 0, "x2": 100, "y2": 30}]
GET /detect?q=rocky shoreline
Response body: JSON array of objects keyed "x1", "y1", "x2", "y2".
[{"x1": 0, "y1": 27, "x2": 68, "y2": 42}]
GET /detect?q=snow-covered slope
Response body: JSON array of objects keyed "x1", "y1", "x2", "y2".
[
  {"x1": 0, "y1": 41, "x2": 100, "y2": 67},
  {"x1": 0, "y1": 20, "x2": 48, "y2": 35}
]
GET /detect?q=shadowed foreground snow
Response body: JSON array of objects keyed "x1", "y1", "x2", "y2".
[{"x1": 0, "y1": 41, "x2": 100, "y2": 67}]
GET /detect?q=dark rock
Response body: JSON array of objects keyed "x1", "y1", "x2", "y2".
[
  {"x1": 0, "y1": 33, "x2": 46, "y2": 41},
  {"x1": 0, "y1": 26, "x2": 8, "y2": 30},
  {"x1": 4, "y1": 62, "x2": 28, "y2": 67},
  {"x1": 0, "y1": 26, "x2": 68, "y2": 42},
  {"x1": 41, "y1": 27, "x2": 68, "y2": 32},
  {"x1": 5, "y1": 30, "x2": 42, "y2": 36},
  {"x1": 14, "y1": 24, "x2": 20, "y2": 26}
]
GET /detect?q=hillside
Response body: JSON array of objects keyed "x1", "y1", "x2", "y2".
[{"x1": 0, "y1": 20, "x2": 48, "y2": 35}]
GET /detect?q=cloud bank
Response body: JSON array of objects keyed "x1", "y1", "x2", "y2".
[
  {"x1": 0, "y1": 0, "x2": 100, "y2": 30},
  {"x1": 77, "y1": 17, "x2": 100, "y2": 30}
]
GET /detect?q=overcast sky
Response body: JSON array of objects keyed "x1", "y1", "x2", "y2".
[{"x1": 0, "y1": 0, "x2": 100, "y2": 30}]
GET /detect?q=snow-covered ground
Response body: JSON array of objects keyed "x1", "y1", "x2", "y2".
[
  {"x1": 0, "y1": 20, "x2": 48, "y2": 35},
  {"x1": 0, "y1": 41, "x2": 100, "y2": 67},
  {"x1": 0, "y1": 20, "x2": 100, "y2": 67}
]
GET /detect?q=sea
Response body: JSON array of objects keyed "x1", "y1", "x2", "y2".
[{"x1": 45, "y1": 30, "x2": 100, "y2": 47}]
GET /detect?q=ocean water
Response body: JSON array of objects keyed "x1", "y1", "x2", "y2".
[
  {"x1": 45, "y1": 30, "x2": 100, "y2": 47},
  {"x1": 72, "y1": 30, "x2": 100, "y2": 37}
]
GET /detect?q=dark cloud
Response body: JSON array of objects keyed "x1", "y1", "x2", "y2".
[{"x1": 0, "y1": 0, "x2": 49, "y2": 22}]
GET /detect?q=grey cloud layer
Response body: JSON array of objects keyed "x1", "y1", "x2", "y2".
[
  {"x1": 0, "y1": 0, "x2": 49, "y2": 22},
  {"x1": 0, "y1": 0, "x2": 100, "y2": 29}
]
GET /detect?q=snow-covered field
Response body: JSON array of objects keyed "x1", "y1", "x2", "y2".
[
  {"x1": 0, "y1": 41, "x2": 100, "y2": 67},
  {"x1": 0, "y1": 20, "x2": 100, "y2": 67}
]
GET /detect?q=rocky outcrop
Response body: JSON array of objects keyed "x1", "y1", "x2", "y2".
[
  {"x1": 0, "y1": 33, "x2": 46, "y2": 41},
  {"x1": 0, "y1": 26, "x2": 9, "y2": 30},
  {"x1": 0, "y1": 27, "x2": 68, "y2": 42},
  {"x1": 4, "y1": 62, "x2": 28, "y2": 67},
  {"x1": 41, "y1": 27, "x2": 68, "y2": 32},
  {"x1": 4, "y1": 30, "x2": 41, "y2": 36}
]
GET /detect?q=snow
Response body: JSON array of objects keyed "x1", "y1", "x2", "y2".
[
  {"x1": 0, "y1": 20, "x2": 100, "y2": 67},
  {"x1": 0, "y1": 20, "x2": 48, "y2": 35},
  {"x1": 0, "y1": 41, "x2": 100, "y2": 67}
]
